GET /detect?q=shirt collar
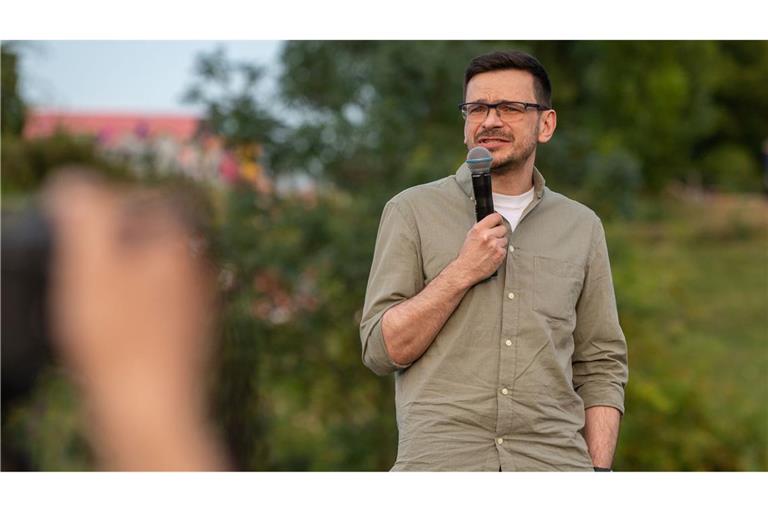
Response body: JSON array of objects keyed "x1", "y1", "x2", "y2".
[{"x1": 455, "y1": 164, "x2": 547, "y2": 200}]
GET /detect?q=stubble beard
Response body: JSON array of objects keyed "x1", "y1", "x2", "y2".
[{"x1": 489, "y1": 134, "x2": 538, "y2": 176}]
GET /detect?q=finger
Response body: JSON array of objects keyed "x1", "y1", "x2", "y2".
[
  {"x1": 488, "y1": 223, "x2": 509, "y2": 237},
  {"x1": 476, "y1": 212, "x2": 504, "y2": 228},
  {"x1": 46, "y1": 176, "x2": 119, "y2": 274},
  {"x1": 46, "y1": 179, "x2": 124, "y2": 312},
  {"x1": 44, "y1": 177, "x2": 125, "y2": 367},
  {"x1": 115, "y1": 190, "x2": 191, "y2": 251}
]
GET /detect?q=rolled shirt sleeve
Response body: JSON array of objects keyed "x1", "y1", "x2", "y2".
[
  {"x1": 360, "y1": 200, "x2": 425, "y2": 376},
  {"x1": 572, "y1": 215, "x2": 629, "y2": 414}
]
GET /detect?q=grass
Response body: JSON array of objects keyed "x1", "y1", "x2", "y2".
[{"x1": 608, "y1": 191, "x2": 768, "y2": 470}]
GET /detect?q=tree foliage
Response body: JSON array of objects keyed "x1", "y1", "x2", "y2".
[
  {"x1": 276, "y1": 41, "x2": 767, "y2": 204},
  {"x1": 1, "y1": 42, "x2": 26, "y2": 137}
]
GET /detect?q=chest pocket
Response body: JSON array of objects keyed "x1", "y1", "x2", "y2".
[{"x1": 533, "y1": 256, "x2": 584, "y2": 322}]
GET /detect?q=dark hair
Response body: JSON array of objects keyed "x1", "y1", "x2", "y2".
[{"x1": 463, "y1": 51, "x2": 552, "y2": 108}]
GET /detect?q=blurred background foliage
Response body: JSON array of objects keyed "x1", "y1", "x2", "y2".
[{"x1": 2, "y1": 41, "x2": 766, "y2": 471}]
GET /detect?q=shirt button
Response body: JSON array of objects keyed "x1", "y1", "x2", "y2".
[
  {"x1": 508, "y1": 245, "x2": 515, "y2": 253},
  {"x1": 501, "y1": 388, "x2": 509, "y2": 395},
  {"x1": 507, "y1": 292, "x2": 515, "y2": 300},
  {"x1": 496, "y1": 438, "x2": 504, "y2": 445},
  {"x1": 505, "y1": 339, "x2": 512, "y2": 347}
]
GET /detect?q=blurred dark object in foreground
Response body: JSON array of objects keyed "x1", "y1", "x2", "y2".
[
  {"x1": 1, "y1": 207, "x2": 53, "y2": 409},
  {"x1": 1, "y1": 206, "x2": 55, "y2": 469}
]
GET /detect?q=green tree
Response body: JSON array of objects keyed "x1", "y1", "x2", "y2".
[
  {"x1": 1, "y1": 42, "x2": 25, "y2": 136},
  {"x1": 183, "y1": 47, "x2": 282, "y2": 149},
  {"x1": 185, "y1": 47, "x2": 398, "y2": 469}
]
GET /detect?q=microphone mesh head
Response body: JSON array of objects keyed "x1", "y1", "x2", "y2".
[{"x1": 466, "y1": 146, "x2": 493, "y2": 174}]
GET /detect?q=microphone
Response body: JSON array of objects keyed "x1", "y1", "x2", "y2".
[
  {"x1": 466, "y1": 146, "x2": 494, "y2": 222},
  {"x1": 466, "y1": 146, "x2": 497, "y2": 278}
]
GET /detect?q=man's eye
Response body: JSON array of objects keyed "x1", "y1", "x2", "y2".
[{"x1": 498, "y1": 103, "x2": 523, "y2": 113}]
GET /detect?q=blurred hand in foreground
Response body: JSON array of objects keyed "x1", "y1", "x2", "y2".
[{"x1": 45, "y1": 171, "x2": 228, "y2": 471}]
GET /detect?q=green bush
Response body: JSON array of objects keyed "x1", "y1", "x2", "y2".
[{"x1": 699, "y1": 144, "x2": 761, "y2": 192}]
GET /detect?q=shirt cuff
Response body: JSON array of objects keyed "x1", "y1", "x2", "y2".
[
  {"x1": 362, "y1": 311, "x2": 412, "y2": 376},
  {"x1": 577, "y1": 380, "x2": 625, "y2": 415}
]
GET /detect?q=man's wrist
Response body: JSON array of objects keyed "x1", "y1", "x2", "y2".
[
  {"x1": 593, "y1": 466, "x2": 612, "y2": 472},
  {"x1": 442, "y1": 260, "x2": 471, "y2": 290}
]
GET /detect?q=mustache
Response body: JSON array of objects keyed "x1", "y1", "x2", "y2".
[{"x1": 476, "y1": 130, "x2": 512, "y2": 140}]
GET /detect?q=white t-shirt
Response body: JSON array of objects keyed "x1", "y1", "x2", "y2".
[{"x1": 493, "y1": 187, "x2": 535, "y2": 232}]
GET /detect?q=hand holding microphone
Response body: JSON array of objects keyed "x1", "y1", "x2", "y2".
[
  {"x1": 450, "y1": 147, "x2": 507, "y2": 285},
  {"x1": 453, "y1": 212, "x2": 507, "y2": 286}
]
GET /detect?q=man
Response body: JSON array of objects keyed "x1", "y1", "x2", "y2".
[{"x1": 359, "y1": 50, "x2": 628, "y2": 471}]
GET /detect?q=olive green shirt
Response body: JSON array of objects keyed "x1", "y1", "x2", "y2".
[{"x1": 360, "y1": 164, "x2": 628, "y2": 471}]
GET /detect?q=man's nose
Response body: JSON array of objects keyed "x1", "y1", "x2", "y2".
[{"x1": 481, "y1": 107, "x2": 504, "y2": 129}]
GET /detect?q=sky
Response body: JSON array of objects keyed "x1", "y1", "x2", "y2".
[{"x1": 19, "y1": 41, "x2": 283, "y2": 115}]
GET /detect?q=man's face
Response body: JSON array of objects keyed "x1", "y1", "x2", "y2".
[{"x1": 463, "y1": 69, "x2": 554, "y2": 172}]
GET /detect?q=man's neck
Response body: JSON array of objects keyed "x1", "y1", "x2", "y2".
[{"x1": 491, "y1": 160, "x2": 535, "y2": 196}]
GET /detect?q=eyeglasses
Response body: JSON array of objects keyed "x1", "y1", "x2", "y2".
[{"x1": 458, "y1": 101, "x2": 550, "y2": 122}]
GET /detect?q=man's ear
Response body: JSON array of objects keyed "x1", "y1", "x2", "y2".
[{"x1": 537, "y1": 109, "x2": 557, "y2": 144}]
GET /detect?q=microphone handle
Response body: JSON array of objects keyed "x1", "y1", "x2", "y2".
[
  {"x1": 472, "y1": 172, "x2": 494, "y2": 221},
  {"x1": 471, "y1": 172, "x2": 498, "y2": 278}
]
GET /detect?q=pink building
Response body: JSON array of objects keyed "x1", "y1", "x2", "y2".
[{"x1": 23, "y1": 109, "x2": 266, "y2": 187}]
